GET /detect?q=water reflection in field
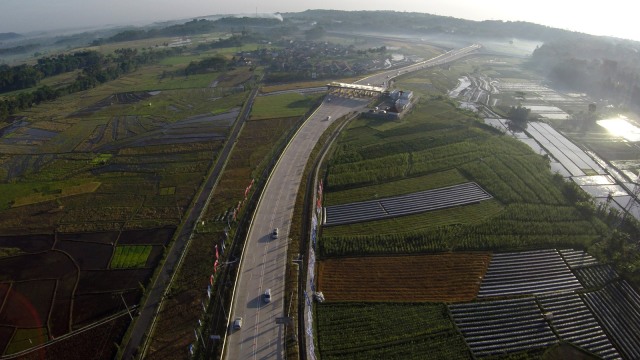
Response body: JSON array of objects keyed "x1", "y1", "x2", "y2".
[{"x1": 597, "y1": 117, "x2": 640, "y2": 142}]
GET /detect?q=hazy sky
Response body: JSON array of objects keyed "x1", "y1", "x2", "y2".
[{"x1": 1, "y1": 0, "x2": 638, "y2": 42}]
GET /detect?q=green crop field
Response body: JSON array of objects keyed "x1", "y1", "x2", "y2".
[
  {"x1": 323, "y1": 169, "x2": 468, "y2": 206},
  {"x1": 320, "y1": 98, "x2": 607, "y2": 257},
  {"x1": 250, "y1": 92, "x2": 323, "y2": 120},
  {"x1": 5, "y1": 328, "x2": 49, "y2": 355},
  {"x1": 0, "y1": 180, "x2": 101, "y2": 210},
  {"x1": 316, "y1": 303, "x2": 470, "y2": 360},
  {"x1": 110, "y1": 245, "x2": 152, "y2": 268}
]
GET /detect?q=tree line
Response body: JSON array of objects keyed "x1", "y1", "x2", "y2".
[
  {"x1": 527, "y1": 37, "x2": 640, "y2": 112},
  {"x1": 0, "y1": 47, "x2": 183, "y2": 121},
  {"x1": 0, "y1": 51, "x2": 103, "y2": 93}
]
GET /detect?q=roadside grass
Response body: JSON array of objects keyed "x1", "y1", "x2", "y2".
[
  {"x1": 250, "y1": 92, "x2": 324, "y2": 120},
  {"x1": 110, "y1": 245, "x2": 153, "y2": 268}
]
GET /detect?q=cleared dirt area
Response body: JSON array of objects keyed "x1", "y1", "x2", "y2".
[{"x1": 317, "y1": 253, "x2": 491, "y2": 302}]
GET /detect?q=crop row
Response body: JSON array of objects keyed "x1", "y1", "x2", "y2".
[
  {"x1": 316, "y1": 303, "x2": 470, "y2": 359},
  {"x1": 324, "y1": 182, "x2": 491, "y2": 226},
  {"x1": 574, "y1": 264, "x2": 619, "y2": 289},
  {"x1": 320, "y1": 228, "x2": 598, "y2": 259},
  {"x1": 320, "y1": 201, "x2": 597, "y2": 243},
  {"x1": 537, "y1": 292, "x2": 620, "y2": 360},
  {"x1": 478, "y1": 250, "x2": 583, "y2": 297},
  {"x1": 498, "y1": 204, "x2": 583, "y2": 222},
  {"x1": 324, "y1": 169, "x2": 467, "y2": 206},
  {"x1": 583, "y1": 281, "x2": 640, "y2": 360},
  {"x1": 460, "y1": 154, "x2": 563, "y2": 205},
  {"x1": 559, "y1": 249, "x2": 600, "y2": 269},
  {"x1": 110, "y1": 245, "x2": 152, "y2": 269},
  {"x1": 449, "y1": 297, "x2": 558, "y2": 357},
  {"x1": 317, "y1": 253, "x2": 490, "y2": 302}
]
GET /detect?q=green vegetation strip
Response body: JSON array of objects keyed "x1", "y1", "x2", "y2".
[
  {"x1": 5, "y1": 181, "x2": 101, "y2": 209},
  {"x1": 250, "y1": 93, "x2": 323, "y2": 120},
  {"x1": 324, "y1": 169, "x2": 467, "y2": 206},
  {"x1": 111, "y1": 245, "x2": 152, "y2": 268},
  {"x1": 316, "y1": 303, "x2": 470, "y2": 360}
]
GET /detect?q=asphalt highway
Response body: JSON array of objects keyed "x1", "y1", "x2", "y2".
[
  {"x1": 224, "y1": 44, "x2": 482, "y2": 360},
  {"x1": 224, "y1": 96, "x2": 370, "y2": 360}
]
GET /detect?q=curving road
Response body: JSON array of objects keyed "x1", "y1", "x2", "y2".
[
  {"x1": 224, "y1": 44, "x2": 481, "y2": 360},
  {"x1": 224, "y1": 96, "x2": 370, "y2": 360}
]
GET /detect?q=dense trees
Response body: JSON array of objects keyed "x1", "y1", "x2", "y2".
[
  {"x1": 506, "y1": 105, "x2": 531, "y2": 130},
  {"x1": 528, "y1": 37, "x2": 640, "y2": 112},
  {"x1": 0, "y1": 47, "x2": 183, "y2": 121},
  {"x1": 184, "y1": 56, "x2": 229, "y2": 75},
  {"x1": 0, "y1": 51, "x2": 105, "y2": 93}
]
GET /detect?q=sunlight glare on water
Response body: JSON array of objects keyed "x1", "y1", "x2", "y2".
[{"x1": 597, "y1": 116, "x2": 640, "y2": 142}]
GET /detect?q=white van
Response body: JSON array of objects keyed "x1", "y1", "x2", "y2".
[{"x1": 264, "y1": 288, "x2": 271, "y2": 303}]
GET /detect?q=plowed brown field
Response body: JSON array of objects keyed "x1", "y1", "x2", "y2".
[{"x1": 317, "y1": 253, "x2": 492, "y2": 302}]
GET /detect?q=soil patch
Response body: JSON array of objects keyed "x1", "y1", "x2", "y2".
[{"x1": 318, "y1": 253, "x2": 491, "y2": 302}]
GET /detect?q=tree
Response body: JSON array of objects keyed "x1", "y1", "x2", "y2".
[{"x1": 506, "y1": 105, "x2": 531, "y2": 131}]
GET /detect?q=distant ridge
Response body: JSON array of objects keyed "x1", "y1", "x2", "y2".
[{"x1": 0, "y1": 32, "x2": 22, "y2": 41}]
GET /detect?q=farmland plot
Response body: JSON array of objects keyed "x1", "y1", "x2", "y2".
[
  {"x1": 478, "y1": 250, "x2": 583, "y2": 298},
  {"x1": 449, "y1": 297, "x2": 558, "y2": 357},
  {"x1": 582, "y1": 281, "x2": 640, "y2": 360},
  {"x1": 317, "y1": 303, "x2": 470, "y2": 360},
  {"x1": 574, "y1": 264, "x2": 619, "y2": 289},
  {"x1": 537, "y1": 293, "x2": 620, "y2": 359},
  {"x1": 324, "y1": 182, "x2": 492, "y2": 226},
  {"x1": 317, "y1": 253, "x2": 491, "y2": 302},
  {"x1": 559, "y1": 249, "x2": 600, "y2": 269}
]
